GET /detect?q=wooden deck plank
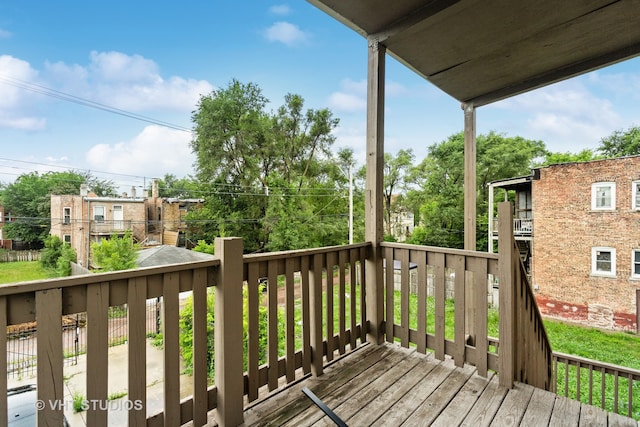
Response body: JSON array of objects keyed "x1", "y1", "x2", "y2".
[
  {"x1": 431, "y1": 372, "x2": 494, "y2": 427},
  {"x1": 370, "y1": 358, "x2": 457, "y2": 427},
  {"x1": 520, "y1": 387, "x2": 556, "y2": 427},
  {"x1": 579, "y1": 403, "x2": 608, "y2": 427},
  {"x1": 489, "y1": 382, "x2": 535, "y2": 427},
  {"x1": 335, "y1": 354, "x2": 440, "y2": 426},
  {"x1": 548, "y1": 395, "x2": 581, "y2": 427},
  {"x1": 401, "y1": 364, "x2": 477, "y2": 426},
  {"x1": 608, "y1": 411, "x2": 638, "y2": 427},
  {"x1": 246, "y1": 344, "x2": 401, "y2": 426},
  {"x1": 461, "y1": 375, "x2": 508, "y2": 427},
  {"x1": 287, "y1": 347, "x2": 423, "y2": 427}
]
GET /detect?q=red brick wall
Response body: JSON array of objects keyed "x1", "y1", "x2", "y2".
[{"x1": 531, "y1": 156, "x2": 640, "y2": 332}]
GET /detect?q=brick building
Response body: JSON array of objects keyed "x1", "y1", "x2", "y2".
[
  {"x1": 489, "y1": 156, "x2": 640, "y2": 332},
  {"x1": 50, "y1": 181, "x2": 203, "y2": 268}
]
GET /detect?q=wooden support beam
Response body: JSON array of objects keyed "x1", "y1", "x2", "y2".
[
  {"x1": 365, "y1": 38, "x2": 386, "y2": 344},
  {"x1": 215, "y1": 237, "x2": 244, "y2": 427},
  {"x1": 498, "y1": 202, "x2": 516, "y2": 388},
  {"x1": 464, "y1": 102, "x2": 477, "y2": 344}
]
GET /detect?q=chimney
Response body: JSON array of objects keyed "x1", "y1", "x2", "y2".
[
  {"x1": 152, "y1": 179, "x2": 159, "y2": 199},
  {"x1": 131, "y1": 186, "x2": 136, "y2": 199},
  {"x1": 80, "y1": 184, "x2": 88, "y2": 197}
]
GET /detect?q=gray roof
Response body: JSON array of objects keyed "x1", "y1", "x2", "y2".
[{"x1": 136, "y1": 245, "x2": 214, "y2": 268}]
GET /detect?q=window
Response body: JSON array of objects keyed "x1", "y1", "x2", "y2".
[
  {"x1": 63, "y1": 207, "x2": 71, "y2": 225},
  {"x1": 592, "y1": 247, "x2": 616, "y2": 277},
  {"x1": 0, "y1": 211, "x2": 3, "y2": 222},
  {"x1": 633, "y1": 181, "x2": 640, "y2": 210},
  {"x1": 591, "y1": 182, "x2": 615, "y2": 210},
  {"x1": 632, "y1": 250, "x2": 640, "y2": 279},
  {"x1": 93, "y1": 206, "x2": 105, "y2": 222},
  {"x1": 63, "y1": 234, "x2": 71, "y2": 245}
]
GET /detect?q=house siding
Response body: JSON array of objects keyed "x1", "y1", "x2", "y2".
[{"x1": 531, "y1": 156, "x2": 640, "y2": 331}]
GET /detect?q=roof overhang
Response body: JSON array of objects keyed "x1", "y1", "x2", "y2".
[{"x1": 308, "y1": 0, "x2": 640, "y2": 106}]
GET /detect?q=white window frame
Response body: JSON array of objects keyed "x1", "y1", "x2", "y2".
[
  {"x1": 632, "y1": 249, "x2": 640, "y2": 279},
  {"x1": 591, "y1": 182, "x2": 615, "y2": 210},
  {"x1": 633, "y1": 181, "x2": 640, "y2": 210},
  {"x1": 591, "y1": 247, "x2": 616, "y2": 277},
  {"x1": 63, "y1": 207, "x2": 71, "y2": 225},
  {"x1": 93, "y1": 206, "x2": 105, "y2": 222}
]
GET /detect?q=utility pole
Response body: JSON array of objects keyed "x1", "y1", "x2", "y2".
[{"x1": 348, "y1": 164, "x2": 353, "y2": 245}]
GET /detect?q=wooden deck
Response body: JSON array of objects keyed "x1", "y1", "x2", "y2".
[{"x1": 239, "y1": 342, "x2": 639, "y2": 427}]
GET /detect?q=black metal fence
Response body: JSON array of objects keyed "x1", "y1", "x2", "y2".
[{"x1": 6, "y1": 298, "x2": 161, "y2": 379}]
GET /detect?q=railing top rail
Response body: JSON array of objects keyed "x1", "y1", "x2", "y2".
[
  {"x1": 553, "y1": 351, "x2": 640, "y2": 379},
  {"x1": 380, "y1": 241, "x2": 499, "y2": 260},
  {"x1": 243, "y1": 242, "x2": 371, "y2": 263},
  {"x1": 0, "y1": 258, "x2": 220, "y2": 296}
]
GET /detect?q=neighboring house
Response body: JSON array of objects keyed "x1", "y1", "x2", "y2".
[
  {"x1": 489, "y1": 156, "x2": 640, "y2": 332},
  {"x1": 387, "y1": 194, "x2": 415, "y2": 242},
  {"x1": 50, "y1": 180, "x2": 203, "y2": 268},
  {"x1": 0, "y1": 204, "x2": 17, "y2": 250}
]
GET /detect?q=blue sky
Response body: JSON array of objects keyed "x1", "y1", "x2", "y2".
[{"x1": 1, "y1": 1, "x2": 639, "y2": 193}]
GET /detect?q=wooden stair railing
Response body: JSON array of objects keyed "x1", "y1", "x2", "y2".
[{"x1": 498, "y1": 201, "x2": 552, "y2": 390}]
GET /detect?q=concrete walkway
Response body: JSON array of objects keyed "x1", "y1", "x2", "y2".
[{"x1": 8, "y1": 339, "x2": 195, "y2": 426}]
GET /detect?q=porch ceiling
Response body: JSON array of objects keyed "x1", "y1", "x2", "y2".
[{"x1": 308, "y1": 0, "x2": 640, "y2": 106}]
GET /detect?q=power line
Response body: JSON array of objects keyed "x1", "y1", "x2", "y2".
[{"x1": 0, "y1": 75, "x2": 192, "y2": 132}]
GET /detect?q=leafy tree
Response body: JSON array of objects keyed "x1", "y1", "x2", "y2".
[
  {"x1": 40, "y1": 234, "x2": 77, "y2": 276},
  {"x1": 597, "y1": 125, "x2": 640, "y2": 158},
  {"x1": 540, "y1": 149, "x2": 601, "y2": 165},
  {"x1": 155, "y1": 174, "x2": 200, "y2": 199},
  {"x1": 91, "y1": 231, "x2": 139, "y2": 271},
  {"x1": 1, "y1": 171, "x2": 116, "y2": 246},
  {"x1": 190, "y1": 80, "x2": 346, "y2": 251},
  {"x1": 192, "y1": 240, "x2": 215, "y2": 255},
  {"x1": 407, "y1": 131, "x2": 546, "y2": 250},
  {"x1": 383, "y1": 149, "x2": 415, "y2": 237}
]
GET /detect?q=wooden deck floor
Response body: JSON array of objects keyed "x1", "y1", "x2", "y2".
[{"x1": 238, "y1": 342, "x2": 638, "y2": 427}]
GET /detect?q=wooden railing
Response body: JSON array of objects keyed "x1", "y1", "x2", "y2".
[
  {"x1": 553, "y1": 352, "x2": 640, "y2": 419},
  {"x1": 0, "y1": 255, "x2": 220, "y2": 427},
  {"x1": 242, "y1": 243, "x2": 369, "y2": 402},
  {"x1": 380, "y1": 242, "x2": 499, "y2": 375},
  {"x1": 498, "y1": 202, "x2": 552, "y2": 390},
  {"x1": 90, "y1": 219, "x2": 133, "y2": 233}
]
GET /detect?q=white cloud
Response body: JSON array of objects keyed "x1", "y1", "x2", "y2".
[
  {"x1": 491, "y1": 80, "x2": 622, "y2": 150},
  {"x1": 269, "y1": 5, "x2": 291, "y2": 15},
  {"x1": 0, "y1": 55, "x2": 46, "y2": 130},
  {"x1": 85, "y1": 125, "x2": 195, "y2": 178},
  {"x1": 264, "y1": 22, "x2": 308, "y2": 46},
  {"x1": 328, "y1": 79, "x2": 366, "y2": 113},
  {"x1": 0, "y1": 29, "x2": 12, "y2": 39},
  {"x1": 44, "y1": 51, "x2": 214, "y2": 112}
]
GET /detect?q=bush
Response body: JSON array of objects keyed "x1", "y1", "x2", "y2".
[
  {"x1": 40, "y1": 235, "x2": 77, "y2": 277},
  {"x1": 178, "y1": 283, "x2": 279, "y2": 381}
]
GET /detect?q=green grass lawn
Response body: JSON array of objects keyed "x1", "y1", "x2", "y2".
[{"x1": 0, "y1": 261, "x2": 54, "y2": 284}]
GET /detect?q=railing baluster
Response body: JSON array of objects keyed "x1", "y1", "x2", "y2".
[
  {"x1": 36, "y1": 288, "x2": 64, "y2": 426},
  {"x1": 359, "y1": 247, "x2": 367, "y2": 343},
  {"x1": 399, "y1": 249, "x2": 410, "y2": 348},
  {"x1": 472, "y1": 257, "x2": 487, "y2": 376},
  {"x1": 576, "y1": 361, "x2": 581, "y2": 400},
  {"x1": 128, "y1": 277, "x2": 147, "y2": 426},
  {"x1": 432, "y1": 251, "x2": 446, "y2": 361},
  {"x1": 614, "y1": 370, "x2": 619, "y2": 413},
  {"x1": 285, "y1": 258, "x2": 296, "y2": 382},
  {"x1": 412, "y1": 250, "x2": 427, "y2": 354},
  {"x1": 326, "y1": 252, "x2": 335, "y2": 361},
  {"x1": 0, "y1": 296, "x2": 6, "y2": 427},
  {"x1": 601, "y1": 368, "x2": 606, "y2": 408},
  {"x1": 451, "y1": 254, "x2": 465, "y2": 368},
  {"x1": 627, "y1": 372, "x2": 633, "y2": 418},
  {"x1": 338, "y1": 250, "x2": 347, "y2": 355},
  {"x1": 301, "y1": 256, "x2": 311, "y2": 375},
  {"x1": 192, "y1": 268, "x2": 208, "y2": 426},
  {"x1": 564, "y1": 359, "x2": 569, "y2": 396},
  {"x1": 349, "y1": 248, "x2": 358, "y2": 349},
  {"x1": 310, "y1": 253, "x2": 324, "y2": 376},
  {"x1": 267, "y1": 259, "x2": 279, "y2": 391},
  {"x1": 385, "y1": 247, "x2": 394, "y2": 343},
  {"x1": 589, "y1": 364, "x2": 593, "y2": 406},
  {"x1": 162, "y1": 272, "x2": 181, "y2": 426},
  {"x1": 86, "y1": 282, "x2": 109, "y2": 427},
  {"x1": 247, "y1": 262, "x2": 260, "y2": 401}
]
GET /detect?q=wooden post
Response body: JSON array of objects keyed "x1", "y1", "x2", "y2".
[
  {"x1": 215, "y1": 237, "x2": 244, "y2": 427},
  {"x1": 498, "y1": 202, "x2": 516, "y2": 388},
  {"x1": 464, "y1": 103, "x2": 477, "y2": 344},
  {"x1": 365, "y1": 37, "x2": 386, "y2": 344},
  {"x1": 36, "y1": 289, "x2": 64, "y2": 426}
]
